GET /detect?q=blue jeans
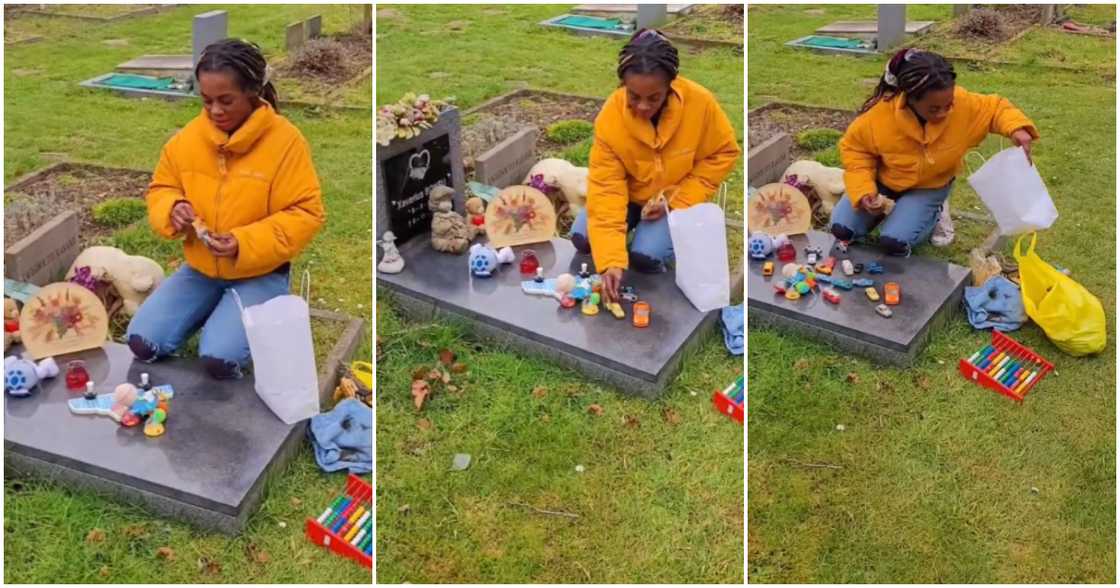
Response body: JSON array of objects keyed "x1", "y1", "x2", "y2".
[
  {"x1": 126, "y1": 265, "x2": 290, "y2": 379},
  {"x1": 569, "y1": 203, "x2": 674, "y2": 273},
  {"x1": 829, "y1": 182, "x2": 953, "y2": 256}
]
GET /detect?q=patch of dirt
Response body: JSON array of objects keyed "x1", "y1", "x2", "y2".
[
  {"x1": 661, "y1": 4, "x2": 744, "y2": 44},
  {"x1": 954, "y1": 5, "x2": 1043, "y2": 43},
  {"x1": 4, "y1": 163, "x2": 150, "y2": 248},
  {"x1": 279, "y1": 28, "x2": 371, "y2": 86},
  {"x1": 461, "y1": 91, "x2": 603, "y2": 165},
  {"x1": 748, "y1": 103, "x2": 856, "y2": 159}
]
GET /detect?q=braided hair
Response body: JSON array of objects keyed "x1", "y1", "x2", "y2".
[
  {"x1": 858, "y1": 48, "x2": 956, "y2": 114},
  {"x1": 617, "y1": 28, "x2": 679, "y2": 83},
  {"x1": 195, "y1": 38, "x2": 279, "y2": 112}
]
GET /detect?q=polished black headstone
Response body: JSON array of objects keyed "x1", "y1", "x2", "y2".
[
  {"x1": 378, "y1": 237, "x2": 722, "y2": 397},
  {"x1": 4, "y1": 343, "x2": 303, "y2": 534},
  {"x1": 747, "y1": 230, "x2": 971, "y2": 364}
]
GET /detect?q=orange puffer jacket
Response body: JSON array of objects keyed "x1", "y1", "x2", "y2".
[
  {"x1": 586, "y1": 76, "x2": 740, "y2": 271},
  {"x1": 147, "y1": 102, "x2": 325, "y2": 280}
]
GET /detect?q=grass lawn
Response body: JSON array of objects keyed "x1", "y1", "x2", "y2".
[
  {"x1": 748, "y1": 4, "x2": 1115, "y2": 583},
  {"x1": 4, "y1": 5, "x2": 370, "y2": 583},
  {"x1": 376, "y1": 4, "x2": 743, "y2": 584}
]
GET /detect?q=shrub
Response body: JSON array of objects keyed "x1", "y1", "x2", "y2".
[
  {"x1": 546, "y1": 120, "x2": 594, "y2": 145},
  {"x1": 92, "y1": 198, "x2": 147, "y2": 228},
  {"x1": 956, "y1": 8, "x2": 1008, "y2": 41},
  {"x1": 814, "y1": 145, "x2": 842, "y2": 168},
  {"x1": 560, "y1": 137, "x2": 594, "y2": 167}
]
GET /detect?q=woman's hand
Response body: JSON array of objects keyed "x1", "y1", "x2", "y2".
[
  {"x1": 208, "y1": 233, "x2": 239, "y2": 258},
  {"x1": 170, "y1": 201, "x2": 196, "y2": 233},
  {"x1": 641, "y1": 205, "x2": 666, "y2": 221},
  {"x1": 1010, "y1": 127, "x2": 1034, "y2": 166},
  {"x1": 601, "y1": 267, "x2": 623, "y2": 303},
  {"x1": 859, "y1": 194, "x2": 887, "y2": 215}
]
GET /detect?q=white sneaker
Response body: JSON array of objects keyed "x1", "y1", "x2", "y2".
[{"x1": 931, "y1": 202, "x2": 955, "y2": 247}]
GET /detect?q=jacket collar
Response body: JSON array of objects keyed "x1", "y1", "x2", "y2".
[
  {"x1": 890, "y1": 86, "x2": 960, "y2": 145},
  {"x1": 622, "y1": 76, "x2": 689, "y2": 150},
  {"x1": 200, "y1": 101, "x2": 277, "y2": 154}
]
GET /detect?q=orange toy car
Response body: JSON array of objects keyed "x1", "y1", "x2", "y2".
[
  {"x1": 884, "y1": 282, "x2": 900, "y2": 305},
  {"x1": 632, "y1": 301, "x2": 651, "y2": 328}
]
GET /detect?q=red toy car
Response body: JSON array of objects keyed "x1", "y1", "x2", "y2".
[{"x1": 822, "y1": 289, "x2": 841, "y2": 304}]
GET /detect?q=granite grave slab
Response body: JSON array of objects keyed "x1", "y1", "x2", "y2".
[
  {"x1": 4, "y1": 342, "x2": 303, "y2": 535},
  {"x1": 379, "y1": 237, "x2": 724, "y2": 398},
  {"x1": 747, "y1": 230, "x2": 971, "y2": 365}
]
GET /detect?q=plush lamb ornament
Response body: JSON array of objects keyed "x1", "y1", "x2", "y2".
[
  {"x1": 4, "y1": 355, "x2": 59, "y2": 397},
  {"x1": 524, "y1": 158, "x2": 588, "y2": 217},
  {"x1": 781, "y1": 160, "x2": 846, "y2": 215},
  {"x1": 65, "y1": 246, "x2": 164, "y2": 317}
]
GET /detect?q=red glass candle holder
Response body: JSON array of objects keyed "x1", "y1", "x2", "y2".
[
  {"x1": 519, "y1": 250, "x2": 539, "y2": 275},
  {"x1": 65, "y1": 360, "x2": 90, "y2": 392}
]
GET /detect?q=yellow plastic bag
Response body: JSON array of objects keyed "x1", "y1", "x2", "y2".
[{"x1": 1014, "y1": 233, "x2": 1106, "y2": 356}]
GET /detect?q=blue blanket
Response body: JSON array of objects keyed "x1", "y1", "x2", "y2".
[
  {"x1": 720, "y1": 304, "x2": 744, "y2": 356},
  {"x1": 964, "y1": 276, "x2": 1027, "y2": 332},
  {"x1": 308, "y1": 398, "x2": 372, "y2": 474}
]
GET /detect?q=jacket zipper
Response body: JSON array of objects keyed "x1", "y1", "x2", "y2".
[{"x1": 215, "y1": 146, "x2": 228, "y2": 279}]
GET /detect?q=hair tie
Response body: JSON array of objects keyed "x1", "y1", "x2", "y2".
[{"x1": 262, "y1": 64, "x2": 272, "y2": 86}]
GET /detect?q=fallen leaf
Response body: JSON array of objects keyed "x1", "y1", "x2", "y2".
[
  {"x1": 440, "y1": 368, "x2": 451, "y2": 384},
  {"x1": 85, "y1": 529, "x2": 106, "y2": 544},
  {"x1": 412, "y1": 366, "x2": 429, "y2": 380},
  {"x1": 416, "y1": 418, "x2": 432, "y2": 430},
  {"x1": 794, "y1": 358, "x2": 810, "y2": 370},
  {"x1": 290, "y1": 497, "x2": 303, "y2": 509},
  {"x1": 438, "y1": 348, "x2": 456, "y2": 365},
  {"x1": 198, "y1": 557, "x2": 222, "y2": 576},
  {"x1": 417, "y1": 339, "x2": 433, "y2": 348},
  {"x1": 122, "y1": 523, "x2": 148, "y2": 539},
  {"x1": 846, "y1": 372, "x2": 860, "y2": 384},
  {"x1": 662, "y1": 408, "x2": 682, "y2": 425},
  {"x1": 427, "y1": 368, "x2": 442, "y2": 382},
  {"x1": 411, "y1": 380, "x2": 431, "y2": 411},
  {"x1": 245, "y1": 543, "x2": 269, "y2": 564},
  {"x1": 540, "y1": 414, "x2": 551, "y2": 422},
  {"x1": 446, "y1": 384, "x2": 458, "y2": 393},
  {"x1": 624, "y1": 415, "x2": 640, "y2": 429},
  {"x1": 98, "y1": 566, "x2": 111, "y2": 578},
  {"x1": 915, "y1": 375, "x2": 931, "y2": 390},
  {"x1": 587, "y1": 404, "x2": 603, "y2": 416},
  {"x1": 156, "y1": 546, "x2": 176, "y2": 561},
  {"x1": 451, "y1": 362, "x2": 468, "y2": 374},
  {"x1": 532, "y1": 386, "x2": 548, "y2": 399},
  {"x1": 398, "y1": 504, "x2": 411, "y2": 514}
]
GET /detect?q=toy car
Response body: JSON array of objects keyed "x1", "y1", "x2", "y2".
[
  {"x1": 831, "y1": 278, "x2": 853, "y2": 291},
  {"x1": 841, "y1": 259, "x2": 854, "y2": 276},
  {"x1": 762, "y1": 261, "x2": 774, "y2": 277},
  {"x1": 875, "y1": 304, "x2": 893, "y2": 318},
  {"x1": 815, "y1": 256, "x2": 836, "y2": 275},
  {"x1": 853, "y1": 263, "x2": 864, "y2": 274},
  {"x1": 867, "y1": 262, "x2": 884, "y2": 275},
  {"x1": 865, "y1": 287, "x2": 880, "y2": 302},
  {"x1": 632, "y1": 301, "x2": 651, "y2": 328},
  {"x1": 621, "y1": 292, "x2": 639, "y2": 303},
  {"x1": 822, "y1": 289, "x2": 841, "y2": 304},
  {"x1": 804, "y1": 246, "x2": 822, "y2": 265},
  {"x1": 785, "y1": 289, "x2": 801, "y2": 300},
  {"x1": 884, "y1": 282, "x2": 900, "y2": 305},
  {"x1": 853, "y1": 278, "x2": 874, "y2": 288}
]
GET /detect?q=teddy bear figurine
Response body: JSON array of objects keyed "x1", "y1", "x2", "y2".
[
  {"x1": 431, "y1": 201, "x2": 470, "y2": 254},
  {"x1": 465, "y1": 197, "x2": 487, "y2": 240}
]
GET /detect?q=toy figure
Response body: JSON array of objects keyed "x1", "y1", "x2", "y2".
[
  {"x1": 748, "y1": 233, "x2": 774, "y2": 259},
  {"x1": 604, "y1": 301, "x2": 626, "y2": 320},
  {"x1": 4, "y1": 298, "x2": 20, "y2": 352},
  {"x1": 468, "y1": 244, "x2": 499, "y2": 277},
  {"x1": 144, "y1": 399, "x2": 169, "y2": 437},
  {"x1": 378, "y1": 231, "x2": 405, "y2": 274},
  {"x1": 465, "y1": 197, "x2": 487, "y2": 240},
  {"x1": 554, "y1": 274, "x2": 576, "y2": 298},
  {"x1": 109, "y1": 383, "x2": 138, "y2": 422},
  {"x1": 430, "y1": 200, "x2": 470, "y2": 254},
  {"x1": 581, "y1": 292, "x2": 600, "y2": 316},
  {"x1": 4, "y1": 355, "x2": 59, "y2": 397}
]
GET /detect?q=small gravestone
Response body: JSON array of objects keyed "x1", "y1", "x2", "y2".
[
  {"x1": 474, "y1": 128, "x2": 538, "y2": 189},
  {"x1": 4, "y1": 211, "x2": 80, "y2": 286},
  {"x1": 376, "y1": 108, "x2": 466, "y2": 249},
  {"x1": 286, "y1": 21, "x2": 306, "y2": 52},
  {"x1": 192, "y1": 10, "x2": 228, "y2": 69},
  {"x1": 307, "y1": 15, "x2": 322, "y2": 39},
  {"x1": 747, "y1": 132, "x2": 792, "y2": 186},
  {"x1": 877, "y1": 5, "x2": 907, "y2": 51}
]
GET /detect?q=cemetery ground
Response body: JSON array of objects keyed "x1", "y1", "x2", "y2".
[
  {"x1": 376, "y1": 4, "x2": 743, "y2": 584},
  {"x1": 4, "y1": 5, "x2": 370, "y2": 583},
  {"x1": 748, "y1": 4, "x2": 1115, "y2": 583}
]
